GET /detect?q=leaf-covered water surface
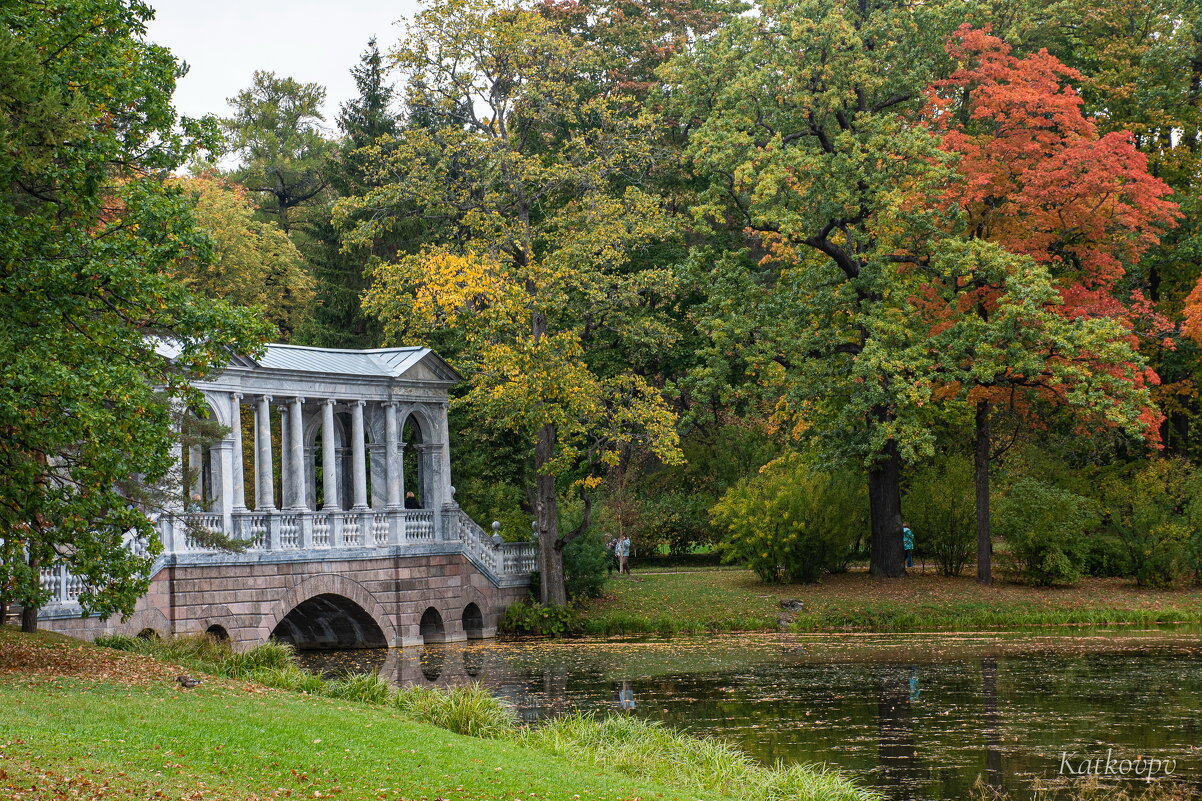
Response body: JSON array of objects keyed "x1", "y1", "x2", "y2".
[{"x1": 295, "y1": 627, "x2": 1202, "y2": 801}]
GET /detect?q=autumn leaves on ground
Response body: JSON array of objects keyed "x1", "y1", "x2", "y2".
[{"x1": 0, "y1": 628, "x2": 872, "y2": 801}]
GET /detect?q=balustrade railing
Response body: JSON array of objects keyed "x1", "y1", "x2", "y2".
[{"x1": 37, "y1": 505, "x2": 534, "y2": 612}]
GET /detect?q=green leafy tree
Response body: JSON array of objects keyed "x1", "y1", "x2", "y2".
[
  {"x1": 298, "y1": 38, "x2": 401, "y2": 349},
  {"x1": 995, "y1": 477, "x2": 1100, "y2": 586},
  {"x1": 710, "y1": 453, "x2": 865, "y2": 584},
  {"x1": 1100, "y1": 458, "x2": 1200, "y2": 587},
  {"x1": 662, "y1": 0, "x2": 956, "y2": 577},
  {"x1": 0, "y1": 0, "x2": 268, "y2": 630},
  {"x1": 223, "y1": 71, "x2": 331, "y2": 234},
  {"x1": 350, "y1": 0, "x2": 683, "y2": 606},
  {"x1": 170, "y1": 173, "x2": 314, "y2": 339},
  {"x1": 904, "y1": 453, "x2": 975, "y2": 577}
]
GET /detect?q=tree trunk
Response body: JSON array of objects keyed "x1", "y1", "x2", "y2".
[
  {"x1": 20, "y1": 551, "x2": 39, "y2": 633},
  {"x1": 535, "y1": 423, "x2": 568, "y2": 607},
  {"x1": 975, "y1": 399, "x2": 992, "y2": 585},
  {"x1": 868, "y1": 439, "x2": 905, "y2": 577}
]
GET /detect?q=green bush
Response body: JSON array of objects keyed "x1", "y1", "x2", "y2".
[
  {"x1": 498, "y1": 599, "x2": 581, "y2": 636},
  {"x1": 904, "y1": 453, "x2": 975, "y2": 576},
  {"x1": 1100, "y1": 458, "x2": 1200, "y2": 588},
  {"x1": 394, "y1": 684, "x2": 516, "y2": 738},
  {"x1": 94, "y1": 634, "x2": 141, "y2": 651},
  {"x1": 218, "y1": 640, "x2": 295, "y2": 678},
  {"x1": 327, "y1": 671, "x2": 393, "y2": 705},
  {"x1": 563, "y1": 528, "x2": 608, "y2": 599},
  {"x1": 637, "y1": 491, "x2": 717, "y2": 557},
  {"x1": 995, "y1": 477, "x2": 1099, "y2": 586},
  {"x1": 1083, "y1": 533, "x2": 1130, "y2": 578},
  {"x1": 710, "y1": 453, "x2": 864, "y2": 584}
]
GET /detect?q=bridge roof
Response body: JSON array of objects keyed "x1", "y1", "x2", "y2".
[{"x1": 252, "y1": 344, "x2": 460, "y2": 381}]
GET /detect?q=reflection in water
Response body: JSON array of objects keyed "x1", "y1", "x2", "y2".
[
  {"x1": 294, "y1": 628, "x2": 1202, "y2": 801},
  {"x1": 982, "y1": 656, "x2": 1004, "y2": 792},
  {"x1": 877, "y1": 666, "x2": 925, "y2": 798}
]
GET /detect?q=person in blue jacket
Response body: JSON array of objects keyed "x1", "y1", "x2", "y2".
[{"x1": 902, "y1": 522, "x2": 914, "y2": 568}]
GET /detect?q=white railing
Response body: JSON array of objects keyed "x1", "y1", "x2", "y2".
[
  {"x1": 370, "y1": 512, "x2": 388, "y2": 545},
  {"x1": 38, "y1": 505, "x2": 535, "y2": 615},
  {"x1": 402, "y1": 510, "x2": 435, "y2": 541},
  {"x1": 312, "y1": 513, "x2": 331, "y2": 547},
  {"x1": 183, "y1": 514, "x2": 223, "y2": 549}
]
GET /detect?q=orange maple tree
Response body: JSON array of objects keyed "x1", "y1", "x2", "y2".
[{"x1": 912, "y1": 25, "x2": 1180, "y2": 582}]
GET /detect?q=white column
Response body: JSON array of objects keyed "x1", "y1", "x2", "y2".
[
  {"x1": 290, "y1": 396, "x2": 306, "y2": 510},
  {"x1": 351, "y1": 400, "x2": 368, "y2": 509},
  {"x1": 279, "y1": 407, "x2": 291, "y2": 508},
  {"x1": 188, "y1": 443, "x2": 203, "y2": 503},
  {"x1": 437, "y1": 402, "x2": 453, "y2": 506},
  {"x1": 230, "y1": 393, "x2": 246, "y2": 510},
  {"x1": 385, "y1": 402, "x2": 402, "y2": 509},
  {"x1": 255, "y1": 395, "x2": 275, "y2": 510},
  {"x1": 218, "y1": 440, "x2": 234, "y2": 532},
  {"x1": 322, "y1": 399, "x2": 339, "y2": 510}
]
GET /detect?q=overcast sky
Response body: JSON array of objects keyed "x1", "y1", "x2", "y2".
[{"x1": 146, "y1": 1, "x2": 422, "y2": 130}]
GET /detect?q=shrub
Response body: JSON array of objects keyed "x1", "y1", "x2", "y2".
[
  {"x1": 1100, "y1": 458, "x2": 1200, "y2": 588},
  {"x1": 1083, "y1": 533, "x2": 1130, "y2": 578},
  {"x1": 636, "y1": 491, "x2": 717, "y2": 557},
  {"x1": 995, "y1": 477, "x2": 1099, "y2": 585},
  {"x1": 498, "y1": 599, "x2": 580, "y2": 636},
  {"x1": 394, "y1": 684, "x2": 516, "y2": 737},
  {"x1": 94, "y1": 634, "x2": 141, "y2": 651},
  {"x1": 218, "y1": 640, "x2": 295, "y2": 678},
  {"x1": 710, "y1": 453, "x2": 864, "y2": 584},
  {"x1": 563, "y1": 528, "x2": 608, "y2": 599},
  {"x1": 327, "y1": 671, "x2": 393, "y2": 705},
  {"x1": 904, "y1": 453, "x2": 975, "y2": 576}
]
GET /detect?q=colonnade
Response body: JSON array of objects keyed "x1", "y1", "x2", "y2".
[{"x1": 184, "y1": 392, "x2": 452, "y2": 534}]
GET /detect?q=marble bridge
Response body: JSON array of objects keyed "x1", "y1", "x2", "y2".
[{"x1": 39, "y1": 345, "x2": 536, "y2": 649}]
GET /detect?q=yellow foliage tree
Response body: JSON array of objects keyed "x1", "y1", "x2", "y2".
[
  {"x1": 348, "y1": 0, "x2": 682, "y2": 605},
  {"x1": 170, "y1": 173, "x2": 314, "y2": 339}
]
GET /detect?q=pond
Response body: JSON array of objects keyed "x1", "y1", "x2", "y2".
[{"x1": 295, "y1": 627, "x2": 1202, "y2": 800}]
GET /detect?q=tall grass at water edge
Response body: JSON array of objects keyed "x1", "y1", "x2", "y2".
[{"x1": 93, "y1": 633, "x2": 880, "y2": 801}]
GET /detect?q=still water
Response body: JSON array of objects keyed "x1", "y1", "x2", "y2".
[{"x1": 296, "y1": 628, "x2": 1202, "y2": 800}]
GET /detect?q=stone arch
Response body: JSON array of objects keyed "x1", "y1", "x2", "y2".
[
  {"x1": 117, "y1": 605, "x2": 172, "y2": 642},
  {"x1": 198, "y1": 391, "x2": 231, "y2": 428},
  {"x1": 272, "y1": 594, "x2": 387, "y2": 649},
  {"x1": 399, "y1": 406, "x2": 439, "y2": 508},
  {"x1": 461, "y1": 602, "x2": 484, "y2": 639},
  {"x1": 205, "y1": 624, "x2": 230, "y2": 641},
  {"x1": 193, "y1": 602, "x2": 246, "y2": 646},
  {"x1": 419, "y1": 606, "x2": 446, "y2": 644},
  {"x1": 255, "y1": 573, "x2": 396, "y2": 648}
]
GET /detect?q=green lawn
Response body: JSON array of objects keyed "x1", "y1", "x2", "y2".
[
  {"x1": 0, "y1": 628, "x2": 871, "y2": 801},
  {"x1": 579, "y1": 568, "x2": 1202, "y2": 635}
]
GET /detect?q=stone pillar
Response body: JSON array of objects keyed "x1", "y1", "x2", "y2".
[
  {"x1": 385, "y1": 402, "x2": 402, "y2": 509},
  {"x1": 218, "y1": 440, "x2": 234, "y2": 533},
  {"x1": 351, "y1": 400, "x2": 368, "y2": 510},
  {"x1": 255, "y1": 395, "x2": 275, "y2": 510},
  {"x1": 188, "y1": 443, "x2": 203, "y2": 504},
  {"x1": 290, "y1": 397, "x2": 306, "y2": 510},
  {"x1": 437, "y1": 403, "x2": 453, "y2": 506},
  {"x1": 230, "y1": 393, "x2": 246, "y2": 510},
  {"x1": 279, "y1": 407, "x2": 292, "y2": 508},
  {"x1": 322, "y1": 399, "x2": 339, "y2": 511}
]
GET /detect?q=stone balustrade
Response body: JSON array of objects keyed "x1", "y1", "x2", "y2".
[{"x1": 38, "y1": 506, "x2": 537, "y2": 612}]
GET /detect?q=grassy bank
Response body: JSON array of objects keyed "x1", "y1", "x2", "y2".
[
  {"x1": 0, "y1": 627, "x2": 872, "y2": 801},
  {"x1": 579, "y1": 569, "x2": 1202, "y2": 636}
]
